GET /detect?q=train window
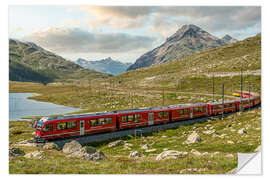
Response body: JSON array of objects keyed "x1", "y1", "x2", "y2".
[
  {"x1": 179, "y1": 109, "x2": 188, "y2": 115},
  {"x1": 159, "y1": 111, "x2": 168, "y2": 118},
  {"x1": 106, "y1": 117, "x2": 113, "y2": 124},
  {"x1": 57, "y1": 122, "x2": 67, "y2": 130},
  {"x1": 135, "y1": 114, "x2": 140, "y2": 123},
  {"x1": 164, "y1": 111, "x2": 168, "y2": 117},
  {"x1": 99, "y1": 118, "x2": 106, "y2": 125},
  {"x1": 67, "y1": 121, "x2": 77, "y2": 129},
  {"x1": 43, "y1": 124, "x2": 49, "y2": 132},
  {"x1": 128, "y1": 115, "x2": 134, "y2": 122},
  {"x1": 121, "y1": 116, "x2": 127, "y2": 122},
  {"x1": 90, "y1": 119, "x2": 98, "y2": 126}
]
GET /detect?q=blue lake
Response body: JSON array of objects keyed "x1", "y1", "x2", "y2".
[{"x1": 9, "y1": 93, "x2": 82, "y2": 121}]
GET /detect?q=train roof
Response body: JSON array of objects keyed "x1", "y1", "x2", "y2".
[
  {"x1": 209, "y1": 100, "x2": 236, "y2": 105},
  {"x1": 42, "y1": 111, "x2": 115, "y2": 122}
]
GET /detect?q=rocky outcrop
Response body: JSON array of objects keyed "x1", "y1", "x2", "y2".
[
  {"x1": 129, "y1": 151, "x2": 141, "y2": 158},
  {"x1": 127, "y1": 24, "x2": 227, "y2": 71},
  {"x1": 156, "y1": 150, "x2": 188, "y2": 160},
  {"x1": 62, "y1": 140, "x2": 106, "y2": 161},
  {"x1": 43, "y1": 142, "x2": 59, "y2": 150},
  {"x1": 108, "y1": 140, "x2": 124, "y2": 147},
  {"x1": 183, "y1": 131, "x2": 201, "y2": 144},
  {"x1": 238, "y1": 128, "x2": 247, "y2": 134},
  {"x1": 140, "y1": 144, "x2": 150, "y2": 150},
  {"x1": 202, "y1": 129, "x2": 216, "y2": 135},
  {"x1": 191, "y1": 149, "x2": 202, "y2": 156},
  {"x1": 24, "y1": 151, "x2": 45, "y2": 160}
]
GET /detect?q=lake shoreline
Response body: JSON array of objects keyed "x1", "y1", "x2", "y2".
[{"x1": 9, "y1": 93, "x2": 82, "y2": 121}]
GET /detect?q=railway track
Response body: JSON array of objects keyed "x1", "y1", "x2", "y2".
[{"x1": 45, "y1": 104, "x2": 260, "y2": 148}]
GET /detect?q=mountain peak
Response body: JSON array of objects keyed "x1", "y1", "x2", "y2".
[
  {"x1": 167, "y1": 24, "x2": 219, "y2": 42},
  {"x1": 222, "y1": 34, "x2": 238, "y2": 44},
  {"x1": 127, "y1": 24, "x2": 228, "y2": 71}
]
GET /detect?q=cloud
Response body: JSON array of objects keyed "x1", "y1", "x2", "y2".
[
  {"x1": 23, "y1": 27, "x2": 156, "y2": 54},
  {"x1": 10, "y1": 27, "x2": 24, "y2": 33},
  {"x1": 80, "y1": 6, "x2": 154, "y2": 19},
  {"x1": 79, "y1": 6, "x2": 261, "y2": 37}
]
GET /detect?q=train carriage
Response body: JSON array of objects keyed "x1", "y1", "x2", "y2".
[
  {"x1": 36, "y1": 112, "x2": 117, "y2": 140},
  {"x1": 190, "y1": 103, "x2": 209, "y2": 118},
  {"x1": 210, "y1": 101, "x2": 237, "y2": 115},
  {"x1": 170, "y1": 106, "x2": 191, "y2": 122},
  {"x1": 116, "y1": 109, "x2": 149, "y2": 129}
]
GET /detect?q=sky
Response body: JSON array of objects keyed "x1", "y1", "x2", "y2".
[{"x1": 8, "y1": 6, "x2": 261, "y2": 63}]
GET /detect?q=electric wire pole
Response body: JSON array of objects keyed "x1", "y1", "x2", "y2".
[
  {"x1": 222, "y1": 83, "x2": 224, "y2": 119},
  {"x1": 212, "y1": 75, "x2": 215, "y2": 102}
]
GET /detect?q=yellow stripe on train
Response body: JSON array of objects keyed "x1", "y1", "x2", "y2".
[{"x1": 232, "y1": 93, "x2": 240, "y2": 97}]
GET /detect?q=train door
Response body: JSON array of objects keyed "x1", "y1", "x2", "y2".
[
  {"x1": 148, "y1": 112, "x2": 154, "y2": 125},
  {"x1": 190, "y1": 108, "x2": 193, "y2": 118},
  {"x1": 80, "y1": 120, "x2": 85, "y2": 136},
  {"x1": 169, "y1": 111, "x2": 172, "y2": 122}
]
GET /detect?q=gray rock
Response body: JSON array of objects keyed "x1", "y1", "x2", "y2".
[
  {"x1": 108, "y1": 140, "x2": 124, "y2": 147},
  {"x1": 183, "y1": 131, "x2": 201, "y2": 144},
  {"x1": 227, "y1": 140, "x2": 234, "y2": 144},
  {"x1": 9, "y1": 147, "x2": 25, "y2": 158},
  {"x1": 24, "y1": 151, "x2": 45, "y2": 160},
  {"x1": 156, "y1": 150, "x2": 188, "y2": 160},
  {"x1": 140, "y1": 144, "x2": 150, "y2": 150},
  {"x1": 202, "y1": 129, "x2": 216, "y2": 135},
  {"x1": 145, "y1": 149, "x2": 157, "y2": 153},
  {"x1": 225, "y1": 154, "x2": 234, "y2": 158},
  {"x1": 43, "y1": 142, "x2": 59, "y2": 150},
  {"x1": 129, "y1": 151, "x2": 141, "y2": 158},
  {"x1": 62, "y1": 140, "x2": 82, "y2": 154},
  {"x1": 63, "y1": 142, "x2": 106, "y2": 161},
  {"x1": 238, "y1": 128, "x2": 247, "y2": 134},
  {"x1": 191, "y1": 149, "x2": 201, "y2": 156}
]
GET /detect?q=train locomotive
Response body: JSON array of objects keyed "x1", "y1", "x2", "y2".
[{"x1": 34, "y1": 92, "x2": 260, "y2": 141}]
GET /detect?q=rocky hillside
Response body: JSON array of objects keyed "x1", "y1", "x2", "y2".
[
  {"x1": 117, "y1": 33, "x2": 261, "y2": 87},
  {"x1": 9, "y1": 39, "x2": 110, "y2": 83},
  {"x1": 76, "y1": 57, "x2": 132, "y2": 75},
  {"x1": 127, "y1": 24, "x2": 228, "y2": 71},
  {"x1": 222, "y1": 35, "x2": 238, "y2": 44}
]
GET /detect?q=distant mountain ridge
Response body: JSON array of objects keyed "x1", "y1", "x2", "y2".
[
  {"x1": 222, "y1": 34, "x2": 238, "y2": 44},
  {"x1": 75, "y1": 57, "x2": 132, "y2": 75},
  {"x1": 9, "y1": 39, "x2": 110, "y2": 83},
  {"x1": 127, "y1": 24, "x2": 231, "y2": 71}
]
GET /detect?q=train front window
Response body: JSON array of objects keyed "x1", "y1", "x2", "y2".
[{"x1": 36, "y1": 121, "x2": 44, "y2": 131}]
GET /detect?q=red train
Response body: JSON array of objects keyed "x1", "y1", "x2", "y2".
[{"x1": 35, "y1": 92, "x2": 260, "y2": 141}]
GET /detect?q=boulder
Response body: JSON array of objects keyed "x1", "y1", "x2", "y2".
[
  {"x1": 202, "y1": 129, "x2": 216, "y2": 135},
  {"x1": 140, "y1": 144, "x2": 149, "y2": 150},
  {"x1": 145, "y1": 149, "x2": 157, "y2": 153},
  {"x1": 62, "y1": 140, "x2": 82, "y2": 154},
  {"x1": 227, "y1": 140, "x2": 234, "y2": 144},
  {"x1": 108, "y1": 140, "x2": 124, "y2": 147},
  {"x1": 238, "y1": 128, "x2": 247, "y2": 134},
  {"x1": 191, "y1": 149, "x2": 201, "y2": 156},
  {"x1": 43, "y1": 142, "x2": 59, "y2": 150},
  {"x1": 62, "y1": 141, "x2": 106, "y2": 161},
  {"x1": 9, "y1": 147, "x2": 25, "y2": 158},
  {"x1": 129, "y1": 151, "x2": 141, "y2": 158},
  {"x1": 156, "y1": 150, "x2": 188, "y2": 161},
  {"x1": 183, "y1": 131, "x2": 201, "y2": 144},
  {"x1": 225, "y1": 154, "x2": 234, "y2": 158},
  {"x1": 24, "y1": 151, "x2": 45, "y2": 160},
  {"x1": 83, "y1": 146, "x2": 106, "y2": 161}
]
